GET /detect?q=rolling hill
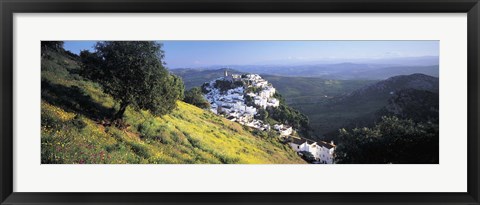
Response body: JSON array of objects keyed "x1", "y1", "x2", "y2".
[
  {"x1": 41, "y1": 48, "x2": 305, "y2": 164},
  {"x1": 339, "y1": 65, "x2": 439, "y2": 80},
  {"x1": 339, "y1": 73, "x2": 438, "y2": 103},
  {"x1": 380, "y1": 88, "x2": 439, "y2": 123},
  {"x1": 262, "y1": 75, "x2": 376, "y2": 104},
  {"x1": 310, "y1": 73, "x2": 439, "y2": 140}
]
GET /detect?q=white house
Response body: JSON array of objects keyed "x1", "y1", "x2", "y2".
[
  {"x1": 288, "y1": 138, "x2": 336, "y2": 164},
  {"x1": 232, "y1": 74, "x2": 241, "y2": 79},
  {"x1": 316, "y1": 141, "x2": 336, "y2": 164},
  {"x1": 254, "y1": 96, "x2": 268, "y2": 108},
  {"x1": 245, "y1": 106, "x2": 257, "y2": 115},
  {"x1": 254, "y1": 80, "x2": 268, "y2": 88},
  {"x1": 273, "y1": 124, "x2": 293, "y2": 136},
  {"x1": 267, "y1": 98, "x2": 279, "y2": 107}
]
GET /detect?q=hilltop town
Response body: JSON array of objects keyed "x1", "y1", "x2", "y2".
[
  {"x1": 202, "y1": 71, "x2": 287, "y2": 132},
  {"x1": 202, "y1": 70, "x2": 336, "y2": 164}
]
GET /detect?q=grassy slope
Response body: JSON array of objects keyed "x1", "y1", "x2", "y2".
[{"x1": 41, "y1": 50, "x2": 305, "y2": 164}]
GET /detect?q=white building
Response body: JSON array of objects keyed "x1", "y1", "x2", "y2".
[
  {"x1": 254, "y1": 96, "x2": 268, "y2": 108},
  {"x1": 232, "y1": 74, "x2": 241, "y2": 79},
  {"x1": 273, "y1": 124, "x2": 293, "y2": 136},
  {"x1": 288, "y1": 138, "x2": 336, "y2": 164},
  {"x1": 245, "y1": 106, "x2": 257, "y2": 115},
  {"x1": 254, "y1": 80, "x2": 268, "y2": 88},
  {"x1": 267, "y1": 98, "x2": 279, "y2": 107}
]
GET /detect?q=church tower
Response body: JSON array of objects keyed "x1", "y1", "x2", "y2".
[{"x1": 224, "y1": 69, "x2": 228, "y2": 77}]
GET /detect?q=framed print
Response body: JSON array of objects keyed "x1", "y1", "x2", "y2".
[{"x1": 1, "y1": 0, "x2": 479, "y2": 204}]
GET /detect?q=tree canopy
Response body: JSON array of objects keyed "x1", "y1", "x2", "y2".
[
  {"x1": 335, "y1": 116, "x2": 439, "y2": 164},
  {"x1": 266, "y1": 104, "x2": 310, "y2": 136},
  {"x1": 255, "y1": 108, "x2": 269, "y2": 121},
  {"x1": 41, "y1": 41, "x2": 64, "y2": 52},
  {"x1": 184, "y1": 87, "x2": 210, "y2": 109},
  {"x1": 80, "y1": 41, "x2": 184, "y2": 120}
]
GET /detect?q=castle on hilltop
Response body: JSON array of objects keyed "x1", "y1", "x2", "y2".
[{"x1": 223, "y1": 68, "x2": 241, "y2": 81}]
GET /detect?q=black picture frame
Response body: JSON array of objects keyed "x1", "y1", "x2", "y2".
[{"x1": 1, "y1": 0, "x2": 479, "y2": 204}]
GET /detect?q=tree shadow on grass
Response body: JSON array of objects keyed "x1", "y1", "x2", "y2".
[{"x1": 41, "y1": 80, "x2": 115, "y2": 121}]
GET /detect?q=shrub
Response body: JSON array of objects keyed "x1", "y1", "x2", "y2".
[{"x1": 184, "y1": 87, "x2": 210, "y2": 109}]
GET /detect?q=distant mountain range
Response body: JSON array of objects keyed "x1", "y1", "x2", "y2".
[
  {"x1": 250, "y1": 56, "x2": 440, "y2": 67},
  {"x1": 323, "y1": 65, "x2": 438, "y2": 80},
  {"x1": 170, "y1": 56, "x2": 439, "y2": 80},
  {"x1": 171, "y1": 64, "x2": 438, "y2": 82}
]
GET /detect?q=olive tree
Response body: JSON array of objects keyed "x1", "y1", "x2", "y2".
[{"x1": 80, "y1": 41, "x2": 184, "y2": 120}]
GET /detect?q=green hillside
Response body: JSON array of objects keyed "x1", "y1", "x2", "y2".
[
  {"x1": 261, "y1": 75, "x2": 377, "y2": 138},
  {"x1": 312, "y1": 74, "x2": 439, "y2": 141},
  {"x1": 263, "y1": 75, "x2": 376, "y2": 105},
  {"x1": 41, "y1": 48, "x2": 305, "y2": 164}
]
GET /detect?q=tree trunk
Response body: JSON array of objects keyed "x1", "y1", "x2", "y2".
[{"x1": 113, "y1": 102, "x2": 129, "y2": 120}]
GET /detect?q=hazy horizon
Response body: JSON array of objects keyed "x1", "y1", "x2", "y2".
[{"x1": 63, "y1": 40, "x2": 439, "y2": 69}]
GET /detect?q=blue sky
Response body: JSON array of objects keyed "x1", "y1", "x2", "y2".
[{"x1": 64, "y1": 41, "x2": 439, "y2": 69}]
